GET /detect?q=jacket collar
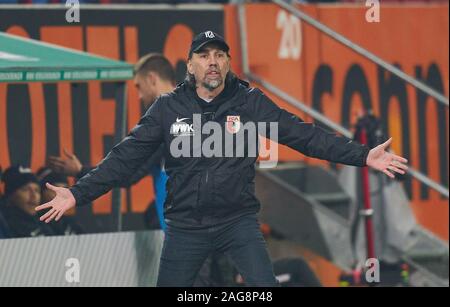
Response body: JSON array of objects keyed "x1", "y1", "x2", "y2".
[{"x1": 173, "y1": 73, "x2": 249, "y2": 118}]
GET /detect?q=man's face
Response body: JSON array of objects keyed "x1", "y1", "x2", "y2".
[
  {"x1": 188, "y1": 45, "x2": 230, "y2": 91},
  {"x1": 134, "y1": 72, "x2": 157, "y2": 109},
  {"x1": 8, "y1": 182, "x2": 41, "y2": 215}
]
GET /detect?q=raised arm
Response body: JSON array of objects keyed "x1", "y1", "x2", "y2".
[{"x1": 251, "y1": 89, "x2": 408, "y2": 174}]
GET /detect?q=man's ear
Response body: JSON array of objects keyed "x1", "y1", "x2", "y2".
[
  {"x1": 147, "y1": 72, "x2": 157, "y2": 85},
  {"x1": 187, "y1": 60, "x2": 194, "y2": 74}
]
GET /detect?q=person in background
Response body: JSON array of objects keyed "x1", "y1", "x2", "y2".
[{"x1": 0, "y1": 166, "x2": 55, "y2": 238}]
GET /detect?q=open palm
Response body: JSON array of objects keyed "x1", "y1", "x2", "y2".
[
  {"x1": 366, "y1": 137, "x2": 408, "y2": 179},
  {"x1": 35, "y1": 183, "x2": 76, "y2": 223}
]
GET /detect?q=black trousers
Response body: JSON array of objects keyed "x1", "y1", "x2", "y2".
[{"x1": 157, "y1": 214, "x2": 278, "y2": 287}]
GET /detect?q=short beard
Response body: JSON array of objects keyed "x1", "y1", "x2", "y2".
[{"x1": 201, "y1": 77, "x2": 223, "y2": 92}]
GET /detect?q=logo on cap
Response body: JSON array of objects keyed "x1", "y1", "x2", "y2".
[
  {"x1": 18, "y1": 166, "x2": 32, "y2": 174},
  {"x1": 205, "y1": 31, "x2": 215, "y2": 39}
]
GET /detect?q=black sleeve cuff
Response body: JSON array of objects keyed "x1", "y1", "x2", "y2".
[
  {"x1": 69, "y1": 186, "x2": 85, "y2": 207},
  {"x1": 77, "y1": 166, "x2": 93, "y2": 180},
  {"x1": 361, "y1": 145, "x2": 371, "y2": 167}
]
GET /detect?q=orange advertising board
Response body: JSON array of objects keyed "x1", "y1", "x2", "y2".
[{"x1": 227, "y1": 3, "x2": 448, "y2": 240}]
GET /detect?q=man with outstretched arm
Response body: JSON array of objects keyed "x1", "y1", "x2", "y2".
[{"x1": 36, "y1": 31, "x2": 408, "y2": 287}]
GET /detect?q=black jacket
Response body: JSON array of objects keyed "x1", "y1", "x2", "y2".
[
  {"x1": 70, "y1": 75, "x2": 370, "y2": 229},
  {"x1": 0, "y1": 204, "x2": 83, "y2": 238},
  {"x1": 0, "y1": 205, "x2": 56, "y2": 238}
]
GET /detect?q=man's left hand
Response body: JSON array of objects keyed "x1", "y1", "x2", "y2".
[{"x1": 366, "y1": 137, "x2": 408, "y2": 179}]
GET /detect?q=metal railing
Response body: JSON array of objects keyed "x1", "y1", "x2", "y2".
[
  {"x1": 275, "y1": 0, "x2": 448, "y2": 107},
  {"x1": 237, "y1": 1, "x2": 449, "y2": 198}
]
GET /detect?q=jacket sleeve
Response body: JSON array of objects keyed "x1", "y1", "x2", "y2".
[
  {"x1": 76, "y1": 166, "x2": 94, "y2": 180},
  {"x1": 250, "y1": 88, "x2": 370, "y2": 167},
  {"x1": 78, "y1": 146, "x2": 164, "y2": 188},
  {"x1": 69, "y1": 97, "x2": 165, "y2": 206},
  {"x1": 117, "y1": 145, "x2": 164, "y2": 187}
]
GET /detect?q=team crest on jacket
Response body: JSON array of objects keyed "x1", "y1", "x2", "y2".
[{"x1": 226, "y1": 115, "x2": 241, "y2": 134}]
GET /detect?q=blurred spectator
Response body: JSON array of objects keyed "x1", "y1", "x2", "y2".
[
  {"x1": 0, "y1": 165, "x2": 82, "y2": 238},
  {"x1": 36, "y1": 167, "x2": 84, "y2": 235},
  {"x1": 0, "y1": 165, "x2": 56, "y2": 238}
]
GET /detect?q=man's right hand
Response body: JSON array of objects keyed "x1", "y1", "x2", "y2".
[{"x1": 35, "y1": 183, "x2": 76, "y2": 223}]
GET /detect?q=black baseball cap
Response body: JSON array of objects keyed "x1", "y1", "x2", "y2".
[
  {"x1": 1, "y1": 165, "x2": 39, "y2": 200},
  {"x1": 188, "y1": 31, "x2": 230, "y2": 58}
]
